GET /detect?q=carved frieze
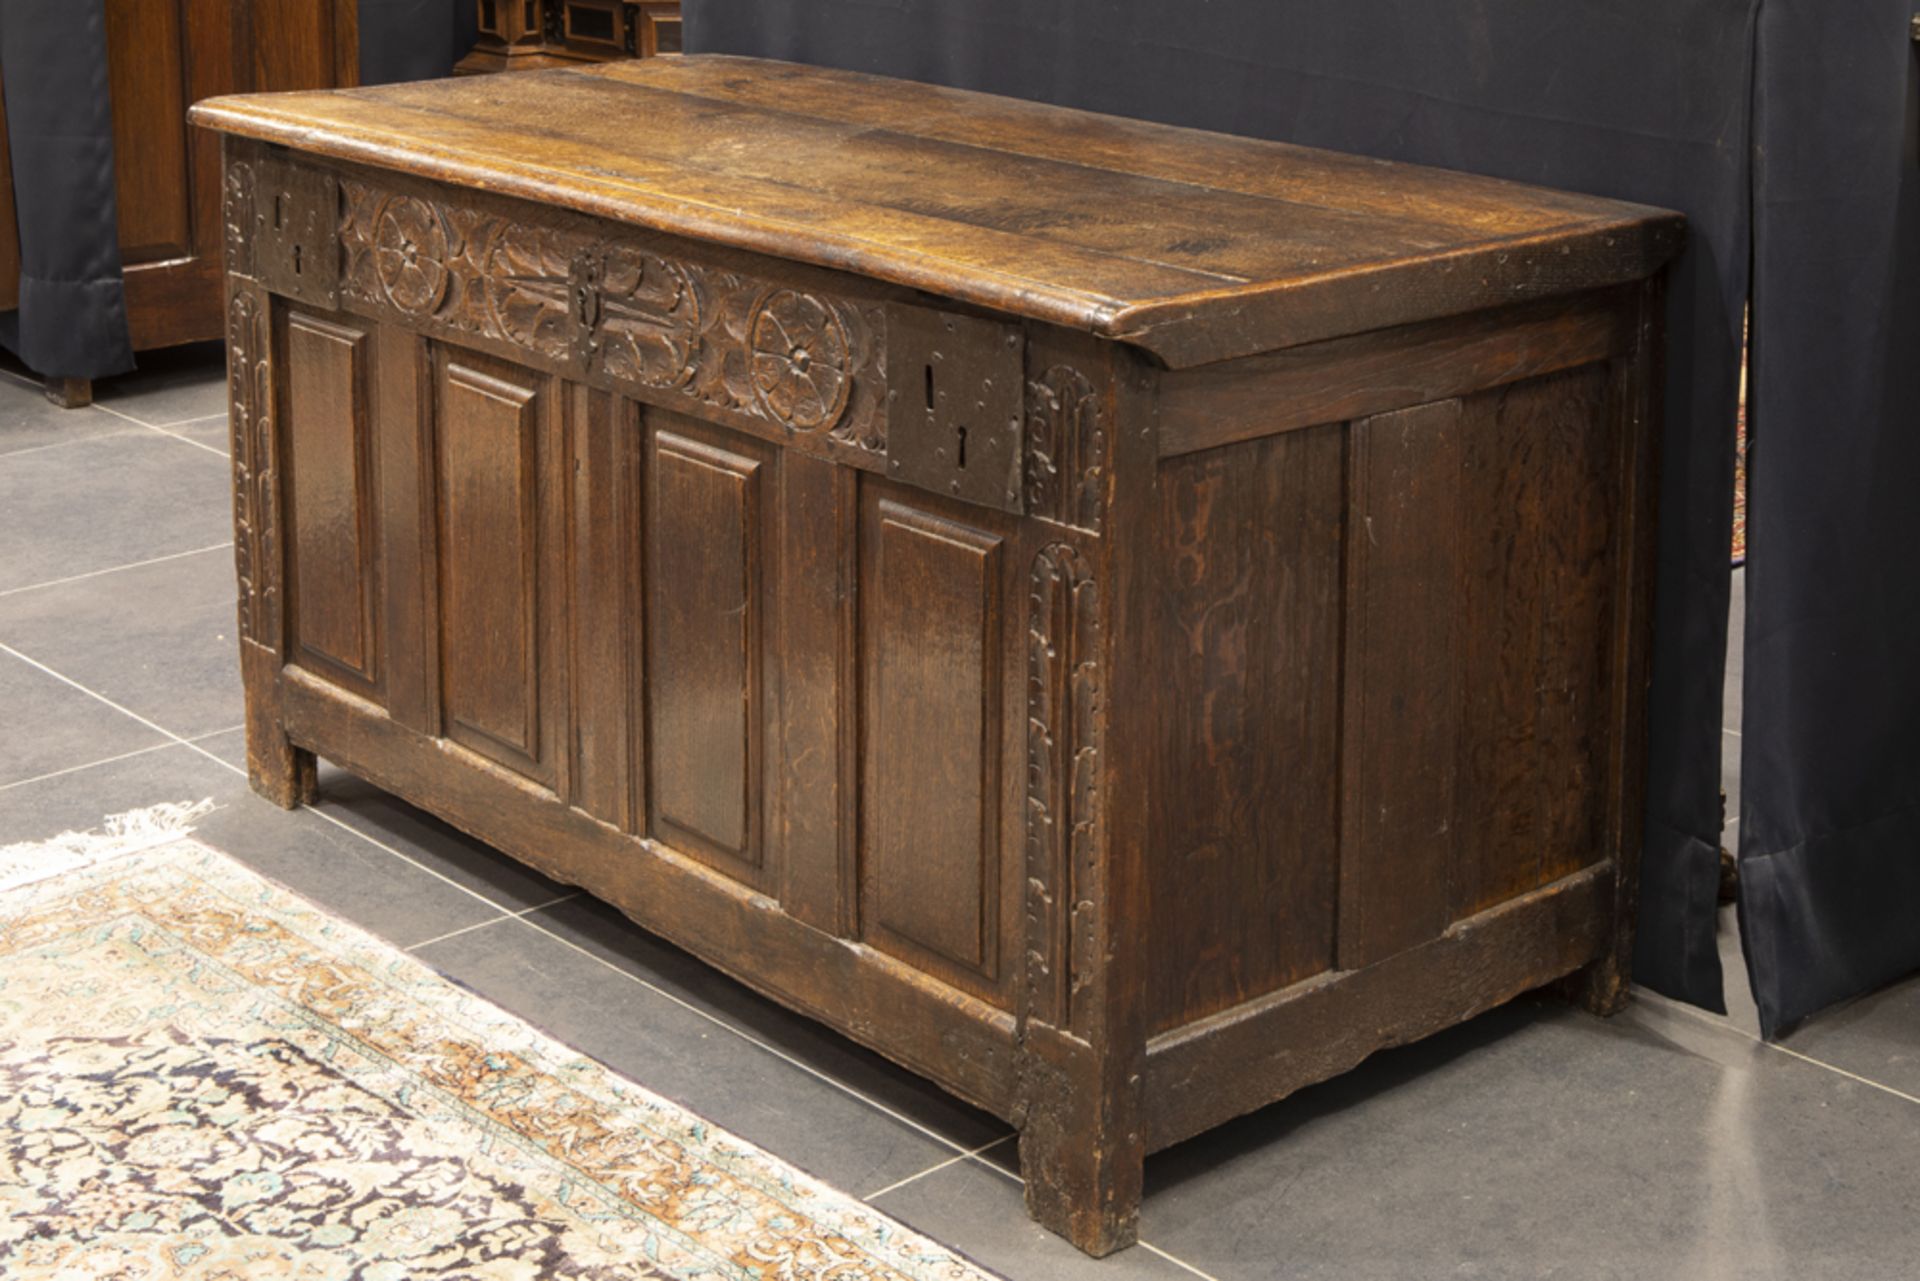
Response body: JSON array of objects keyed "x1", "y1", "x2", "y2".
[
  {"x1": 227, "y1": 289, "x2": 280, "y2": 651},
  {"x1": 1024, "y1": 542, "x2": 1103, "y2": 1038},
  {"x1": 595, "y1": 243, "x2": 699, "y2": 389},
  {"x1": 334, "y1": 175, "x2": 888, "y2": 451},
  {"x1": 1025, "y1": 366, "x2": 1107, "y2": 534}
]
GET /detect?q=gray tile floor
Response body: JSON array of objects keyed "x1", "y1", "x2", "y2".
[{"x1": 3, "y1": 348, "x2": 1917, "y2": 1279}]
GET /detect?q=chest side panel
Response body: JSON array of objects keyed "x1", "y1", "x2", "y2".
[{"x1": 1146, "y1": 295, "x2": 1639, "y2": 1038}]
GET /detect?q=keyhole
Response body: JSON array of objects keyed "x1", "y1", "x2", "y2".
[
  {"x1": 956, "y1": 424, "x2": 969, "y2": 469},
  {"x1": 292, "y1": 244, "x2": 303, "y2": 276},
  {"x1": 923, "y1": 362, "x2": 935, "y2": 411}
]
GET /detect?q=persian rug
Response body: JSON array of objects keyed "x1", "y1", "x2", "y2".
[{"x1": 0, "y1": 805, "x2": 998, "y2": 1281}]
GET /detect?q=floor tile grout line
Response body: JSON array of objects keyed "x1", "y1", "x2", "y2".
[
  {"x1": 1764, "y1": 1040, "x2": 1920, "y2": 1107},
  {"x1": 0, "y1": 542, "x2": 234, "y2": 599},
  {"x1": 0, "y1": 723, "x2": 245, "y2": 795},
  {"x1": 0, "y1": 424, "x2": 138, "y2": 462},
  {"x1": 405, "y1": 910, "x2": 512, "y2": 952},
  {"x1": 1139, "y1": 1241, "x2": 1227, "y2": 1281},
  {"x1": 1636, "y1": 988, "x2": 1920, "y2": 1107},
  {"x1": 142, "y1": 422, "x2": 230, "y2": 459},
  {"x1": 90, "y1": 401, "x2": 232, "y2": 459},
  {"x1": 0, "y1": 642, "x2": 247, "y2": 766},
  {"x1": 863, "y1": 1134, "x2": 1013, "y2": 1201},
  {"x1": 92, "y1": 398, "x2": 232, "y2": 436},
  {"x1": 407, "y1": 891, "x2": 585, "y2": 953}
]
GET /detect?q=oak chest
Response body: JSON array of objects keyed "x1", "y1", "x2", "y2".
[{"x1": 192, "y1": 57, "x2": 1682, "y2": 1256}]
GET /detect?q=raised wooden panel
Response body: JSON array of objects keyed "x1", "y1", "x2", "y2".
[
  {"x1": 106, "y1": 0, "x2": 193, "y2": 265},
  {"x1": 1148, "y1": 424, "x2": 1345, "y2": 1035},
  {"x1": 435, "y1": 351, "x2": 555, "y2": 785},
  {"x1": 860, "y1": 491, "x2": 1006, "y2": 989},
  {"x1": 1336, "y1": 400, "x2": 1464, "y2": 969},
  {"x1": 283, "y1": 310, "x2": 379, "y2": 695},
  {"x1": 1453, "y1": 366, "x2": 1618, "y2": 915},
  {"x1": 646, "y1": 416, "x2": 770, "y2": 883}
]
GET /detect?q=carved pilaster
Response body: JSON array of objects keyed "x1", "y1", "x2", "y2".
[
  {"x1": 1023, "y1": 542, "x2": 1104, "y2": 1038},
  {"x1": 227, "y1": 288, "x2": 280, "y2": 651},
  {"x1": 223, "y1": 160, "x2": 256, "y2": 280},
  {"x1": 1025, "y1": 366, "x2": 1107, "y2": 534}
]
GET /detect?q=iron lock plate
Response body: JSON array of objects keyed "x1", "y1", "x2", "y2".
[
  {"x1": 254, "y1": 156, "x2": 341, "y2": 309},
  {"x1": 885, "y1": 305, "x2": 1024, "y2": 515}
]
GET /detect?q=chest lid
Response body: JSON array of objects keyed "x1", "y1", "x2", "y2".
[{"x1": 191, "y1": 54, "x2": 1682, "y2": 369}]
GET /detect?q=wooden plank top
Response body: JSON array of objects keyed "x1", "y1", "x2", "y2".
[{"x1": 190, "y1": 55, "x2": 1684, "y2": 367}]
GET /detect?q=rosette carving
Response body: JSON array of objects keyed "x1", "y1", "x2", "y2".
[
  {"x1": 373, "y1": 197, "x2": 450, "y2": 314},
  {"x1": 748, "y1": 290, "x2": 853, "y2": 432}
]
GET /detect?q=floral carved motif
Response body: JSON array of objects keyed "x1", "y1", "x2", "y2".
[
  {"x1": 1025, "y1": 366, "x2": 1106, "y2": 534},
  {"x1": 595, "y1": 244, "x2": 699, "y2": 389},
  {"x1": 343, "y1": 182, "x2": 581, "y2": 364},
  {"x1": 481, "y1": 221, "x2": 580, "y2": 360},
  {"x1": 372, "y1": 195, "x2": 452, "y2": 313},
  {"x1": 748, "y1": 289, "x2": 853, "y2": 431},
  {"x1": 1023, "y1": 543, "x2": 1103, "y2": 1037},
  {"x1": 338, "y1": 179, "x2": 889, "y2": 451},
  {"x1": 227, "y1": 290, "x2": 280, "y2": 651}
]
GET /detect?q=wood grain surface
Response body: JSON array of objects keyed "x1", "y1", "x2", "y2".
[{"x1": 190, "y1": 54, "x2": 1683, "y2": 366}]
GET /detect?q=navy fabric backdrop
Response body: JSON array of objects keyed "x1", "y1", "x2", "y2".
[
  {"x1": 361, "y1": 0, "x2": 475, "y2": 83},
  {"x1": 1738, "y1": 2, "x2": 1920, "y2": 1035},
  {"x1": 0, "y1": 0, "x2": 134, "y2": 381},
  {"x1": 686, "y1": 0, "x2": 1754, "y2": 1015}
]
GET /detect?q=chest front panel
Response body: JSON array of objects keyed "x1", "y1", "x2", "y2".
[{"x1": 245, "y1": 159, "x2": 1106, "y2": 1043}]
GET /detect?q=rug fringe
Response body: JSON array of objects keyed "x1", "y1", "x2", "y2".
[{"x1": 0, "y1": 799, "x2": 217, "y2": 893}]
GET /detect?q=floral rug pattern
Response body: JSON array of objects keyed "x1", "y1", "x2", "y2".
[{"x1": 0, "y1": 831, "x2": 996, "y2": 1280}]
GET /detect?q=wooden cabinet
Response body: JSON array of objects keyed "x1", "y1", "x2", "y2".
[
  {"x1": 456, "y1": 0, "x2": 680, "y2": 74},
  {"x1": 193, "y1": 56, "x2": 1682, "y2": 1257},
  {"x1": 0, "y1": 0, "x2": 356, "y2": 401}
]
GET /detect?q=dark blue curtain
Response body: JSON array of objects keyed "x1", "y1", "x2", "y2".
[
  {"x1": 0, "y1": 0, "x2": 134, "y2": 382},
  {"x1": 361, "y1": 0, "x2": 475, "y2": 84},
  {"x1": 687, "y1": 0, "x2": 1754, "y2": 1015},
  {"x1": 1737, "y1": 2, "x2": 1920, "y2": 1036}
]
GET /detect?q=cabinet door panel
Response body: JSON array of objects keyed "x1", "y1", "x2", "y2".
[
  {"x1": 646, "y1": 415, "x2": 772, "y2": 887},
  {"x1": 860, "y1": 489, "x2": 1008, "y2": 993},
  {"x1": 284, "y1": 310, "x2": 379, "y2": 696},
  {"x1": 435, "y1": 350, "x2": 561, "y2": 787}
]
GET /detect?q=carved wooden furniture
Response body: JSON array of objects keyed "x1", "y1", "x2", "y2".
[
  {"x1": 0, "y1": 0, "x2": 358, "y2": 406},
  {"x1": 192, "y1": 56, "x2": 1682, "y2": 1256},
  {"x1": 457, "y1": 0, "x2": 680, "y2": 75}
]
